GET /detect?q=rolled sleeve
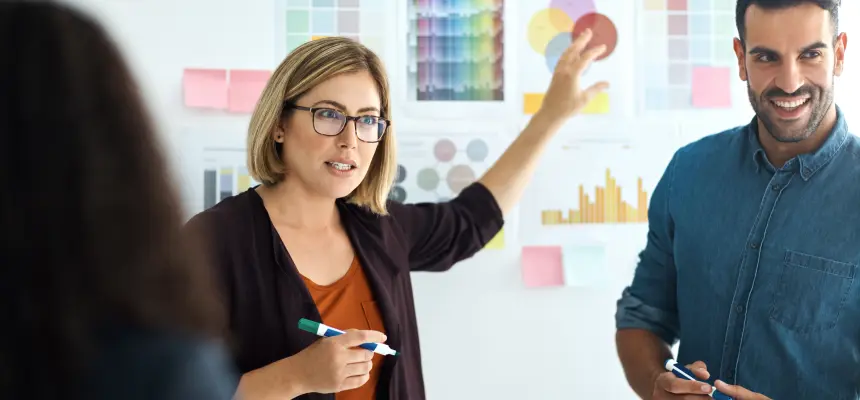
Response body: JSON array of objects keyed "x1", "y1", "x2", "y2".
[
  {"x1": 615, "y1": 152, "x2": 681, "y2": 345},
  {"x1": 389, "y1": 181, "x2": 504, "y2": 272}
]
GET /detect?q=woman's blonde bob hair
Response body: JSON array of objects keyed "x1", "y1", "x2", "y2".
[{"x1": 247, "y1": 37, "x2": 396, "y2": 215}]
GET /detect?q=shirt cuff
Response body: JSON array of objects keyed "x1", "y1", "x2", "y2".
[
  {"x1": 452, "y1": 182, "x2": 505, "y2": 244},
  {"x1": 615, "y1": 287, "x2": 680, "y2": 345}
]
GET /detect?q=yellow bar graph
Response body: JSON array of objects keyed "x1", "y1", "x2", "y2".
[{"x1": 540, "y1": 168, "x2": 649, "y2": 225}]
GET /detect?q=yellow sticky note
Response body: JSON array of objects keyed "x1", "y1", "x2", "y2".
[
  {"x1": 312, "y1": 35, "x2": 327, "y2": 40},
  {"x1": 523, "y1": 92, "x2": 609, "y2": 115},
  {"x1": 523, "y1": 93, "x2": 544, "y2": 115},
  {"x1": 484, "y1": 228, "x2": 505, "y2": 249},
  {"x1": 582, "y1": 92, "x2": 610, "y2": 114}
]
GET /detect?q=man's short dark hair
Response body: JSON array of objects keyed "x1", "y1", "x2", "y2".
[{"x1": 735, "y1": 0, "x2": 841, "y2": 46}]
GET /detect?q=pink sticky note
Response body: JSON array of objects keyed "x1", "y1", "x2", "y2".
[
  {"x1": 183, "y1": 68, "x2": 228, "y2": 109},
  {"x1": 228, "y1": 70, "x2": 272, "y2": 113},
  {"x1": 521, "y1": 246, "x2": 564, "y2": 288},
  {"x1": 692, "y1": 66, "x2": 731, "y2": 108}
]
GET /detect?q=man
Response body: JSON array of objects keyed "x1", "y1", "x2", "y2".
[{"x1": 615, "y1": 1, "x2": 853, "y2": 399}]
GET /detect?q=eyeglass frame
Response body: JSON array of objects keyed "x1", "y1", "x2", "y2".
[{"x1": 283, "y1": 102, "x2": 391, "y2": 143}]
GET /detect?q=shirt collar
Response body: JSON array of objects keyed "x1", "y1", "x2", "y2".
[{"x1": 748, "y1": 105, "x2": 849, "y2": 180}]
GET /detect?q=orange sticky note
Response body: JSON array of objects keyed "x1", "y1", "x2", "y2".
[
  {"x1": 521, "y1": 246, "x2": 564, "y2": 287},
  {"x1": 183, "y1": 68, "x2": 228, "y2": 109},
  {"x1": 523, "y1": 93, "x2": 544, "y2": 115},
  {"x1": 692, "y1": 66, "x2": 731, "y2": 108},
  {"x1": 228, "y1": 70, "x2": 272, "y2": 113}
]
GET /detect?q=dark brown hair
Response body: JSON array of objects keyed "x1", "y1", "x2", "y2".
[
  {"x1": 736, "y1": 0, "x2": 841, "y2": 47},
  {"x1": 0, "y1": 2, "x2": 223, "y2": 397}
]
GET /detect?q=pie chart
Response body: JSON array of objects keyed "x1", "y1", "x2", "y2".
[
  {"x1": 571, "y1": 12, "x2": 617, "y2": 62},
  {"x1": 527, "y1": 3, "x2": 618, "y2": 72}
]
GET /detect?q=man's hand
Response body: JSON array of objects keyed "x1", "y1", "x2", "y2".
[
  {"x1": 651, "y1": 361, "x2": 714, "y2": 399},
  {"x1": 715, "y1": 380, "x2": 772, "y2": 400}
]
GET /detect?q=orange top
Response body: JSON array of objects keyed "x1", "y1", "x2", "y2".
[{"x1": 300, "y1": 257, "x2": 386, "y2": 399}]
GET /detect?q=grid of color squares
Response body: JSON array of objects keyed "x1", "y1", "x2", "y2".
[
  {"x1": 406, "y1": 0, "x2": 504, "y2": 101},
  {"x1": 203, "y1": 166, "x2": 259, "y2": 210},
  {"x1": 285, "y1": 0, "x2": 385, "y2": 56},
  {"x1": 638, "y1": 0, "x2": 736, "y2": 110},
  {"x1": 521, "y1": 245, "x2": 607, "y2": 288},
  {"x1": 182, "y1": 69, "x2": 271, "y2": 113}
]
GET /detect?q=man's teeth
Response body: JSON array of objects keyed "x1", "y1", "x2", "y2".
[
  {"x1": 772, "y1": 98, "x2": 809, "y2": 109},
  {"x1": 328, "y1": 162, "x2": 353, "y2": 170}
]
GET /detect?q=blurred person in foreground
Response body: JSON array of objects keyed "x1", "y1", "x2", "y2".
[{"x1": 0, "y1": 2, "x2": 237, "y2": 399}]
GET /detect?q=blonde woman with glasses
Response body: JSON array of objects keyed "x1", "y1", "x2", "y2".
[{"x1": 187, "y1": 30, "x2": 608, "y2": 400}]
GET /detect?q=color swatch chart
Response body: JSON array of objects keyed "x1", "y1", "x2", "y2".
[
  {"x1": 636, "y1": 0, "x2": 737, "y2": 111},
  {"x1": 540, "y1": 168, "x2": 648, "y2": 225},
  {"x1": 282, "y1": 0, "x2": 385, "y2": 58},
  {"x1": 406, "y1": 0, "x2": 504, "y2": 101}
]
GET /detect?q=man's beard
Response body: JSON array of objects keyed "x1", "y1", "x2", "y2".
[{"x1": 747, "y1": 81, "x2": 833, "y2": 143}]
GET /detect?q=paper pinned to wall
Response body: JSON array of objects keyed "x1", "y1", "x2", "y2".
[
  {"x1": 484, "y1": 229, "x2": 505, "y2": 250},
  {"x1": 521, "y1": 245, "x2": 564, "y2": 287},
  {"x1": 183, "y1": 68, "x2": 228, "y2": 109},
  {"x1": 228, "y1": 70, "x2": 272, "y2": 113},
  {"x1": 562, "y1": 244, "x2": 608, "y2": 287},
  {"x1": 691, "y1": 66, "x2": 732, "y2": 108}
]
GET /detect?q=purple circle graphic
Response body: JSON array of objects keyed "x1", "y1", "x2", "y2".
[{"x1": 549, "y1": 0, "x2": 596, "y2": 22}]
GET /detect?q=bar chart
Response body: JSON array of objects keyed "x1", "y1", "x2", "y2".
[
  {"x1": 519, "y1": 136, "x2": 675, "y2": 245},
  {"x1": 540, "y1": 168, "x2": 648, "y2": 225},
  {"x1": 200, "y1": 147, "x2": 257, "y2": 211}
]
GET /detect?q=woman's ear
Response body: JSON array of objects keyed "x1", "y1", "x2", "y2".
[{"x1": 273, "y1": 126, "x2": 285, "y2": 143}]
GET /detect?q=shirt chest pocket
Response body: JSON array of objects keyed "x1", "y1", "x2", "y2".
[{"x1": 769, "y1": 250, "x2": 857, "y2": 333}]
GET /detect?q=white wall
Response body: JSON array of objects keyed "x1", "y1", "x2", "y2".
[{"x1": 64, "y1": 1, "x2": 857, "y2": 399}]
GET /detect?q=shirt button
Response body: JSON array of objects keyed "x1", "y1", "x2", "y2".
[
  {"x1": 771, "y1": 184, "x2": 780, "y2": 191},
  {"x1": 736, "y1": 305, "x2": 744, "y2": 313},
  {"x1": 727, "y1": 370, "x2": 734, "y2": 380},
  {"x1": 750, "y1": 242, "x2": 759, "y2": 249},
  {"x1": 803, "y1": 167, "x2": 812, "y2": 175}
]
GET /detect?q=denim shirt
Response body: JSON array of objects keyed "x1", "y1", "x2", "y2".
[{"x1": 616, "y1": 106, "x2": 860, "y2": 400}]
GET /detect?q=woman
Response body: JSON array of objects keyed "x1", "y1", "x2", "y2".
[
  {"x1": 0, "y1": 3, "x2": 237, "y2": 399},
  {"x1": 187, "y1": 32, "x2": 608, "y2": 399}
]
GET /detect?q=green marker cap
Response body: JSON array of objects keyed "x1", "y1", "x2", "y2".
[{"x1": 298, "y1": 318, "x2": 320, "y2": 334}]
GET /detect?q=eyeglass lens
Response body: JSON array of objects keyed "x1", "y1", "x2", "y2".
[{"x1": 313, "y1": 108, "x2": 387, "y2": 142}]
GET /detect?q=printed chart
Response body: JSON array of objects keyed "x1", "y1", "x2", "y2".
[
  {"x1": 520, "y1": 0, "x2": 633, "y2": 117},
  {"x1": 519, "y1": 138, "x2": 674, "y2": 245},
  {"x1": 201, "y1": 147, "x2": 259, "y2": 211},
  {"x1": 390, "y1": 133, "x2": 505, "y2": 249},
  {"x1": 277, "y1": 0, "x2": 386, "y2": 61},
  {"x1": 405, "y1": 0, "x2": 504, "y2": 101},
  {"x1": 635, "y1": 0, "x2": 739, "y2": 111},
  {"x1": 390, "y1": 134, "x2": 499, "y2": 203}
]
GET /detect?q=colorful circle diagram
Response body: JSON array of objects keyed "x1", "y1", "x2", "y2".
[
  {"x1": 388, "y1": 138, "x2": 490, "y2": 204},
  {"x1": 528, "y1": 0, "x2": 617, "y2": 72}
]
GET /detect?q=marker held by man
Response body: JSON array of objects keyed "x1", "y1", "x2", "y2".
[
  {"x1": 664, "y1": 359, "x2": 732, "y2": 400},
  {"x1": 298, "y1": 318, "x2": 399, "y2": 356}
]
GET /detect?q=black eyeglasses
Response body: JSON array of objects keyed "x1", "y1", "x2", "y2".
[{"x1": 285, "y1": 103, "x2": 390, "y2": 143}]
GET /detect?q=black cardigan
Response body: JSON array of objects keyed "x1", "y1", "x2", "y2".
[{"x1": 186, "y1": 182, "x2": 504, "y2": 400}]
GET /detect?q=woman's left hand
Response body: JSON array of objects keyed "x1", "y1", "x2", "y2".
[{"x1": 536, "y1": 28, "x2": 610, "y2": 122}]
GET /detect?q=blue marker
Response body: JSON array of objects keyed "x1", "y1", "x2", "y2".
[
  {"x1": 298, "y1": 318, "x2": 399, "y2": 356},
  {"x1": 664, "y1": 359, "x2": 732, "y2": 400}
]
